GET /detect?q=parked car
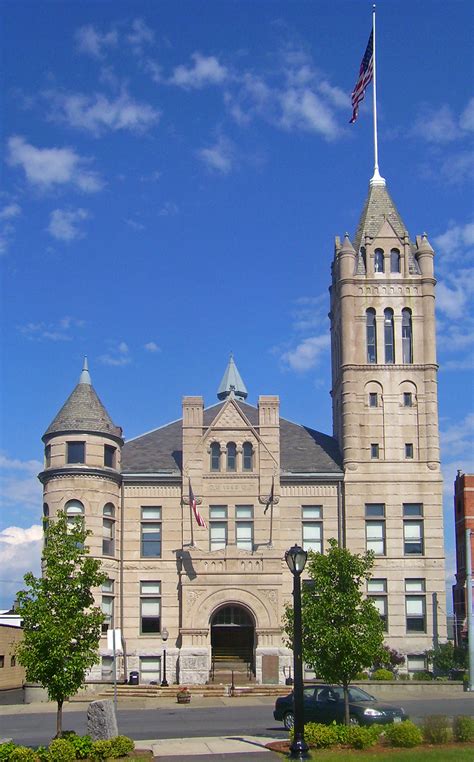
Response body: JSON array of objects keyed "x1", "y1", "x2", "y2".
[{"x1": 273, "y1": 684, "x2": 408, "y2": 729}]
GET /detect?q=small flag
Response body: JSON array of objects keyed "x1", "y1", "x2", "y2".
[
  {"x1": 189, "y1": 480, "x2": 206, "y2": 528},
  {"x1": 350, "y1": 30, "x2": 373, "y2": 124},
  {"x1": 264, "y1": 477, "x2": 274, "y2": 515}
]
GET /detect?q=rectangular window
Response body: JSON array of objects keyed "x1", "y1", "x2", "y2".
[
  {"x1": 0, "y1": 655, "x2": 4, "y2": 668},
  {"x1": 370, "y1": 443, "x2": 379, "y2": 459},
  {"x1": 369, "y1": 393, "x2": 378, "y2": 407},
  {"x1": 236, "y1": 505, "x2": 253, "y2": 551},
  {"x1": 302, "y1": 506, "x2": 323, "y2": 553},
  {"x1": 403, "y1": 392, "x2": 413, "y2": 407},
  {"x1": 365, "y1": 503, "x2": 385, "y2": 555},
  {"x1": 405, "y1": 579, "x2": 426, "y2": 633},
  {"x1": 140, "y1": 656, "x2": 161, "y2": 684},
  {"x1": 102, "y1": 656, "x2": 113, "y2": 680},
  {"x1": 67, "y1": 441, "x2": 85, "y2": 464},
  {"x1": 403, "y1": 503, "x2": 423, "y2": 517},
  {"x1": 407, "y1": 654, "x2": 426, "y2": 674},
  {"x1": 403, "y1": 505, "x2": 424, "y2": 556},
  {"x1": 140, "y1": 581, "x2": 161, "y2": 634},
  {"x1": 141, "y1": 507, "x2": 162, "y2": 558},
  {"x1": 368, "y1": 579, "x2": 388, "y2": 632},
  {"x1": 45, "y1": 444, "x2": 51, "y2": 468},
  {"x1": 405, "y1": 443, "x2": 414, "y2": 459},
  {"x1": 101, "y1": 579, "x2": 114, "y2": 634},
  {"x1": 104, "y1": 445, "x2": 116, "y2": 468},
  {"x1": 365, "y1": 503, "x2": 385, "y2": 517},
  {"x1": 103, "y1": 518, "x2": 115, "y2": 556},
  {"x1": 210, "y1": 506, "x2": 228, "y2": 551},
  {"x1": 10, "y1": 655, "x2": 16, "y2": 667}
]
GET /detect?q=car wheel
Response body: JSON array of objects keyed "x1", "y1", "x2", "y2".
[
  {"x1": 283, "y1": 711, "x2": 295, "y2": 731},
  {"x1": 349, "y1": 716, "x2": 360, "y2": 726}
]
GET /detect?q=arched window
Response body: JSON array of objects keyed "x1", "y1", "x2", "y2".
[
  {"x1": 402, "y1": 308, "x2": 413, "y2": 363},
  {"x1": 366, "y1": 309, "x2": 377, "y2": 363},
  {"x1": 384, "y1": 308, "x2": 395, "y2": 363},
  {"x1": 242, "y1": 442, "x2": 253, "y2": 471},
  {"x1": 103, "y1": 504, "x2": 115, "y2": 556},
  {"x1": 390, "y1": 248, "x2": 401, "y2": 273},
  {"x1": 374, "y1": 249, "x2": 384, "y2": 273},
  {"x1": 226, "y1": 442, "x2": 236, "y2": 472},
  {"x1": 210, "y1": 442, "x2": 221, "y2": 471},
  {"x1": 65, "y1": 499, "x2": 84, "y2": 533}
]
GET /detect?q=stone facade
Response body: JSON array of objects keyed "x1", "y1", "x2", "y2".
[
  {"x1": 0, "y1": 624, "x2": 25, "y2": 690},
  {"x1": 452, "y1": 471, "x2": 474, "y2": 645},
  {"x1": 38, "y1": 179, "x2": 446, "y2": 684}
]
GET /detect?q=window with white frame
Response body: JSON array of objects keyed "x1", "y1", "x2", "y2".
[
  {"x1": 140, "y1": 581, "x2": 161, "y2": 634},
  {"x1": 407, "y1": 654, "x2": 426, "y2": 675},
  {"x1": 210, "y1": 506, "x2": 228, "y2": 551},
  {"x1": 365, "y1": 504, "x2": 385, "y2": 555},
  {"x1": 236, "y1": 505, "x2": 253, "y2": 550},
  {"x1": 101, "y1": 579, "x2": 114, "y2": 634},
  {"x1": 140, "y1": 656, "x2": 161, "y2": 684},
  {"x1": 141, "y1": 507, "x2": 162, "y2": 557},
  {"x1": 65, "y1": 500, "x2": 84, "y2": 531},
  {"x1": 405, "y1": 579, "x2": 426, "y2": 633},
  {"x1": 367, "y1": 579, "x2": 388, "y2": 632},
  {"x1": 302, "y1": 506, "x2": 323, "y2": 553},
  {"x1": 103, "y1": 503, "x2": 115, "y2": 556},
  {"x1": 403, "y1": 504, "x2": 424, "y2": 555}
]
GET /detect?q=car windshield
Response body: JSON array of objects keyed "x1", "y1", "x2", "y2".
[{"x1": 331, "y1": 687, "x2": 375, "y2": 702}]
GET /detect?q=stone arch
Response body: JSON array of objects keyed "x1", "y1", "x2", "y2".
[{"x1": 192, "y1": 587, "x2": 273, "y2": 630}]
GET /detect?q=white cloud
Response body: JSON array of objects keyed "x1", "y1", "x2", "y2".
[
  {"x1": 440, "y1": 414, "x2": 474, "y2": 460},
  {"x1": 434, "y1": 220, "x2": 474, "y2": 263},
  {"x1": 0, "y1": 525, "x2": 43, "y2": 607},
  {"x1": 317, "y1": 81, "x2": 350, "y2": 110},
  {"x1": 0, "y1": 203, "x2": 21, "y2": 221},
  {"x1": 197, "y1": 136, "x2": 235, "y2": 174},
  {"x1": 48, "y1": 208, "x2": 89, "y2": 242},
  {"x1": 281, "y1": 334, "x2": 331, "y2": 371},
  {"x1": 45, "y1": 89, "x2": 160, "y2": 136},
  {"x1": 18, "y1": 316, "x2": 85, "y2": 342},
  {"x1": 127, "y1": 18, "x2": 154, "y2": 51},
  {"x1": 75, "y1": 24, "x2": 118, "y2": 59},
  {"x1": 169, "y1": 53, "x2": 228, "y2": 89},
  {"x1": 279, "y1": 88, "x2": 339, "y2": 139},
  {"x1": 125, "y1": 218, "x2": 145, "y2": 232},
  {"x1": 159, "y1": 201, "x2": 179, "y2": 216},
  {"x1": 413, "y1": 104, "x2": 460, "y2": 143},
  {"x1": 7, "y1": 136, "x2": 102, "y2": 192},
  {"x1": 460, "y1": 97, "x2": 474, "y2": 132},
  {"x1": 98, "y1": 341, "x2": 131, "y2": 367},
  {"x1": 144, "y1": 341, "x2": 160, "y2": 353},
  {"x1": 0, "y1": 453, "x2": 43, "y2": 510}
]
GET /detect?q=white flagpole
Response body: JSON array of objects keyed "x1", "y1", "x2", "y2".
[{"x1": 370, "y1": 4, "x2": 385, "y2": 186}]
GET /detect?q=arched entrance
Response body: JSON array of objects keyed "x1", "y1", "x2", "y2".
[{"x1": 210, "y1": 605, "x2": 255, "y2": 678}]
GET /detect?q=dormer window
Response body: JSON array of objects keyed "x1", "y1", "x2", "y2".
[
  {"x1": 374, "y1": 249, "x2": 384, "y2": 273},
  {"x1": 210, "y1": 442, "x2": 221, "y2": 471},
  {"x1": 226, "y1": 442, "x2": 237, "y2": 472},
  {"x1": 390, "y1": 249, "x2": 401, "y2": 273},
  {"x1": 67, "y1": 441, "x2": 85, "y2": 464},
  {"x1": 242, "y1": 442, "x2": 253, "y2": 471}
]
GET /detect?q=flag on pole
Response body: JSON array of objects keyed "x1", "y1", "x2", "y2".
[
  {"x1": 189, "y1": 479, "x2": 206, "y2": 528},
  {"x1": 264, "y1": 477, "x2": 274, "y2": 515},
  {"x1": 349, "y1": 30, "x2": 373, "y2": 124}
]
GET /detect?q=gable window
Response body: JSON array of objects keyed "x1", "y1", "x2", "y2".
[
  {"x1": 242, "y1": 442, "x2": 253, "y2": 471},
  {"x1": 103, "y1": 504, "x2": 115, "y2": 556},
  {"x1": 367, "y1": 579, "x2": 388, "y2": 632},
  {"x1": 402, "y1": 308, "x2": 413, "y2": 363},
  {"x1": 104, "y1": 445, "x2": 116, "y2": 468},
  {"x1": 101, "y1": 579, "x2": 114, "y2": 634},
  {"x1": 365, "y1": 504, "x2": 385, "y2": 555},
  {"x1": 140, "y1": 581, "x2": 161, "y2": 634},
  {"x1": 390, "y1": 249, "x2": 401, "y2": 273},
  {"x1": 226, "y1": 442, "x2": 236, "y2": 471},
  {"x1": 141, "y1": 507, "x2": 162, "y2": 557},
  {"x1": 236, "y1": 505, "x2": 253, "y2": 550},
  {"x1": 374, "y1": 248, "x2": 384, "y2": 273},
  {"x1": 210, "y1": 442, "x2": 221, "y2": 471},
  {"x1": 405, "y1": 579, "x2": 426, "y2": 632},
  {"x1": 67, "y1": 441, "x2": 85, "y2": 464},
  {"x1": 384, "y1": 308, "x2": 395, "y2": 363},
  {"x1": 302, "y1": 506, "x2": 323, "y2": 553},
  {"x1": 366, "y1": 309, "x2": 377, "y2": 364},
  {"x1": 210, "y1": 506, "x2": 227, "y2": 551},
  {"x1": 369, "y1": 392, "x2": 378, "y2": 407},
  {"x1": 370, "y1": 443, "x2": 380, "y2": 459}
]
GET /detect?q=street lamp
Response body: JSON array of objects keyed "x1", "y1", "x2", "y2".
[
  {"x1": 285, "y1": 544, "x2": 309, "y2": 760},
  {"x1": 161, "y1": 627, "x2": 169, "y2": 687}
]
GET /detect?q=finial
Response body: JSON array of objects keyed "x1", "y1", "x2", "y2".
[
  {"x1": 369, "y1": 167, "x2": 386, "y2": 187},
  {"x1": 422, "y1": 232, "x2": 427, "y2": 239},
  {"x1": 79, "y1": 356, "x2": 92, "y2": 385}
]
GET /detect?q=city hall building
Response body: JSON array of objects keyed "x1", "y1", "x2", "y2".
[{"x1": 39, "y1": 175, "x2": 446, "y2": 684}]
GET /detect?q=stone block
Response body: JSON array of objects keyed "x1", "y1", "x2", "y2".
[{"x1": 87, "y1": 699, "x2": 118, "y2": 740}]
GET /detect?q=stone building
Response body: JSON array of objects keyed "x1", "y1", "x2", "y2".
[
  {"x1": 452, "y1": 471, "x2": 474, "y2": 646},
  {"x1": 39, "y1": 174, "x2": 446, "y2": 684}
]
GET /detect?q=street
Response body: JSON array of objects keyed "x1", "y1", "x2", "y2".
[{"x1": 1, "y1": 696, "x2": 473, "y2": 747}]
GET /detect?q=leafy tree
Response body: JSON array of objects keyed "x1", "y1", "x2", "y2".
[
  {"x1": 374, "y1": 645, "x2": 405, "y2": 673},
  {"x1": 16, "y1": 510, "x2": 106, "y2": 737},
  {"x1": 284, "y1": 538, "x2": 384, "y2": 725},
  {"x1": 426, "y1": 641, "x2": 466, "y2": 676}
]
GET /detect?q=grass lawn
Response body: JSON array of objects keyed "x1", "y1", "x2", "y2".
[{"x1": 297, "y1": 748, "x2": 474, "y2": 761}]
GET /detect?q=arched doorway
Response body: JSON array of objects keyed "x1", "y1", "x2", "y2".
[{"x1": 210, "y1": 605, "x2": 255, "y2": 677}]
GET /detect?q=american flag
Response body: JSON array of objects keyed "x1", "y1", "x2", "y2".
[
  {"x1": 350, "y1": 30, "x2": 373, "y2": 124},
  {"x1": 189, "y1": 480, "x2": 206, "y2": 528}
]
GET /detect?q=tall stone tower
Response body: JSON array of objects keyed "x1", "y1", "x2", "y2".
[{"x1": 330, "y1": 176, "x2": 446, "y2": 654}]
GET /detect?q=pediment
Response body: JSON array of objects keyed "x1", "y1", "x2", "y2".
[
  {"x1": 373, "y1": 217, "x2": 402, "y2": 243},
  {"x1": 205, "y1": 398, "x2": 254, "y2": 434}
]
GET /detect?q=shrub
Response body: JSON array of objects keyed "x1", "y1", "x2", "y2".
[
  {"x1": 453, "y1": 715, "x2": 474, "y2": 742},
  {"x1": 65, "y1": 736, "x2": 93, "y2": 760},
  {"x1": 415, "y1": 670, "x2": 433, "y2": 681},
  {"x1": 354, "y1": 671, "x2": 369, "y2": 680},
  {"x1": 0, "y1": 743, "x2": 17, "y2": 762},
  {"x1": 35, "y1": 748, "x2": 49, "y2": 762},
  {"x1": 301, "y1": 723, "x2": 339, "y2": 748},
  {"x1": 371, "y1": 668, "x2": 393, "y2": 681},
  {"x1": 346, "y1": 725, "x2": 381, "y2": 749},
  {"x1": 48, "y1": 740, "x2": 75, "y2": 762},
  {"x1": 110, "y1": 738, "x2": 134, "y2": 758},
  {"x1": 423, "y1": 715, "x2": 451, "y2": 744},
  {"x1": 90, "y1": 741, "x2": 113, "y2": 761},
  {"x1": 398, "y1": 673, "x2": 410, "y2": 680},
  {"x1": 385, "y1": 720, "x2": 423, "y2": 748},
  {"x1": 9, "y1": 749, "x2": 38, "y2": 762}
]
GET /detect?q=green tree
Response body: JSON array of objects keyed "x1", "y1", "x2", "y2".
[
  {"x1": 426, "y1": 641, "x2": 466, "y2": 676},
  {"x1": 16, "y1": 510, "x2": 106, "y2": 738},
  {"x1": 285, "y1": 538, "x2": 384, "y2": 725}
]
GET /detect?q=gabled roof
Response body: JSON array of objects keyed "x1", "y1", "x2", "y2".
[
  {"x1": 353, "y1": 182, "x2": 409, "y2": 253},
  {"x1": 122, "y1": 401, "x2": 342, "y2": 476}
]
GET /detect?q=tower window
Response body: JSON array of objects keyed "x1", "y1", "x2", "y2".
[
  {"x1": 374, "y1": 249, "x2": 384, "y2": 273},
  {"x1": 405, "y1": 443, "x2": 414, "y2": 459},
  {"x1": 370, "y1": 443, "x2": 380, "y2": 459},
  {"x1": 226, "y1": 442, "x2": 236, "y2": 472},
  {"x1": 67, "y1": 441, "x2": 85, "y2": 464},
  {"x1": 210, "y1": 442, "x2": 221, "y2": 471},
  {"x1": 369, "y1": 392, "x2": 378, "y2": 407},
  {"x1": 390, "y1": 249, "x2": 401, "y2": 273},
  {"x1": 103, "y1": 504, "x2": 115, "y2": 556},
  {"x1": 366, "y1": 309, "x2": 377, "y2": 364},
  {"x1": 384, "y1": 309, "x2": 395, "y2": 363},
  {"x1": 403, "y1": 392, "x2": 413, "y2": 407},
  {"x1": 242, "y1": 442, "x2": 253, "y2": 471},
  {"x1": 402, "y1": 308, "x2": 413, "y2": 363},
  {"x1": 104, "y1": 445, "x2": 116, "y2": 468},
  {"x1": 45, "y1": 445, "x2": 51, "y2": 468}
]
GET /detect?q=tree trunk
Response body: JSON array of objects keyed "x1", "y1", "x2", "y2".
[
  {"x1": 343, "y1": 684, "x2": 350, "y2": 726},
  {"x1": 56, "y1": 699, "x2": 63, "y2": 738}
]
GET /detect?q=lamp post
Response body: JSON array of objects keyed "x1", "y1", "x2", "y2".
[
  {"x1": 285, "y1": 544, "x2": 309, "y2": 760},
  {"x1": 161, "y1": 627, "x2": 169, "y2": 687}
]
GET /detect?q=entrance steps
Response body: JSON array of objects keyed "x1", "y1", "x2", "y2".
[{"x1": 97, "y1": 683, "x2": 289, "y2": 699}]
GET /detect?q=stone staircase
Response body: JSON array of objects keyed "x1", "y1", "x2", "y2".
[{"x1": 96, "y1": 682, "x2": 290, "y2": 700}]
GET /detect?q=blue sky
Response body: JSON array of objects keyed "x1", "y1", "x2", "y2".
[{"x1": 1, "y1": 0, "x2": 473, "y2": 612}]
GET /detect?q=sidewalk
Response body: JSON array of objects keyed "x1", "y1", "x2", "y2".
[{"x1": 135, "y1": 736, "x2": 281, "y2": 759}]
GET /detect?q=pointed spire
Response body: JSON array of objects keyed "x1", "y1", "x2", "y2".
[
  {"x1": 79, "y1": 356, "x2": 91, "y2": 385},
  {"x1": 340, "y1": 232, "x2": 356, "y2": 255},
  {"x1": 217, "y1": 353, "x2": 248, "y2": 401},
  {"x1": 417, "y1": 232, "x2": 434, "y2": 254},
  {"x1": 354, "y1": 182, "x2": 409, "y2": 253}
]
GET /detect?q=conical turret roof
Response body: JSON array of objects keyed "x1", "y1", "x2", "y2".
[
  {"x1": 354, "y1": 182, "x2": 409, "y2": 253},
  {"x1": 217, "y1": 354, "x2": 248, "y2": 401},
  {"x1": 43, "y1": 358, "x2": 122, "y2": 441}
]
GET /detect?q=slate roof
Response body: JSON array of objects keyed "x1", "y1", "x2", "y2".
[
  {"x1": 353, "y1": 182, "x2": 409, "y2": 253},
  {"x1": 43, "y1": 382, "x2": 123, "y2": 440},
  {"x1": 122, "y1": 401, "x2": 342, "y2": 476}
]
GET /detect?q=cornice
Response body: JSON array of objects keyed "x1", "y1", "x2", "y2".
[{"x1": 39, "y1": 467, "x2": 122, "y2": 486}]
